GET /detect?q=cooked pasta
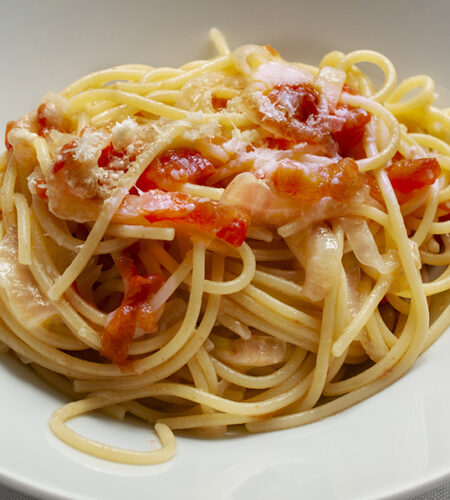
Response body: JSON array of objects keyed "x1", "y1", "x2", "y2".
[{"x1": 1, "y1": 28, "x2": 449, "y2": 464}]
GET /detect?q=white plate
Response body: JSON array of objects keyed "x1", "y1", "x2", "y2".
[{"x1": 1, "y1": 1, "x2": 449, "y2": 498}]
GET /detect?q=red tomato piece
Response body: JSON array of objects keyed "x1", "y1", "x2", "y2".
[
  {"x1": 115, "y1": 190, "x2": 249, "y2": 246},
  {"x1": 101, "y1": 251, "x2": 164, "y2": 365},
  {"x1": 52, "y1": 140, "x2": 77, "y2": 173},
  {"x1": 387, "y1": 158, "x2": 440, "y2": 193},
  {"x1": 272, "y1": 157, "x2": 365, "y2": 204},
  {"x1": 333, "y1": 104, "x2": 371, "y2": 155},
  {"x1": 35, "y1": 178, "x2": 48, "y2": 200},
  {"x1": 211, "y1": 95, "x2": 228, "y2": 110},
  {"x1": 137, "y1": 149, "x2": 216, "y2": 192}
]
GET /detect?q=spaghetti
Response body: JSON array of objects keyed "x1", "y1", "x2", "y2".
[{"x1": 1, "y1": 29, "x2": 450, "y2": 464}]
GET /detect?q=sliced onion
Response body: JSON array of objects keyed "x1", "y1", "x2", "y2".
[
  {"x1": 221, "y1": 172, "x2": 299, "y2": 225},
  {"x1": 302, "y1": 223, "x2": 340, "y2": 302},
  {"x1": 253, "y1": 61, "x2": 313, "y2": 86},
  {"x1": 313, "y1": 65, "x2": 346, "y2": 109},
  {"x1": 213, "y1": 335, "x2": 286, "y2": 367},
  {"x1": 0, "y1": 230, "x2": 56, "y2": 327},
  {"x1": 341, "y1": 216, "x2": 388, "y2": 274}
]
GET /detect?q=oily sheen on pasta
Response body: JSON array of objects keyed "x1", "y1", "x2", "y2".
[{"x1": 1, "y1": 29, "x2": 450, "y2": 464}]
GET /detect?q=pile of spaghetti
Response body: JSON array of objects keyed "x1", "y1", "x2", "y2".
[{"x1": 1, "y1": 30, "x2": 450, "y2": 464}]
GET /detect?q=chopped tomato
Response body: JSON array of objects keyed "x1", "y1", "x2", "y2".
[
  {"x1": 114, "y1": 190, "x2": 249, "y2": 246},
  {"x1": 101, "y1": 250, "x2": 164, "y2": 365},
  {"x1": 52, "y1": 139, "x2": 77, "y2": 173},
  {"x1": 37, "y1": 103, "x2": 55, "y2": 136},
  {"x1": 211, "y1": 95, "x2": 228, "y2": 111},
  {"x1": 35, "y1": 178, "x2": 48, "y2": 200},
  {"x1": 256, "y1": 83, "x2": 370, "y2": 150},
  {"x1": 386, "y1": 158, "x2": 440, "y2": 194},
  {"x1": 263, "y1": 137, "x2": 292, "y2": 150},
  {"x1": 136, "y1": 149, "x2": 216, "y2": 192},
  {"x1": 4, "y1": 121, "x2": 15, "y2": 150},
  {"x1": 333, "y1": 104, "x2": 371, "y2": 155},
  {"x1": 272, "y1": 157, "x2": 365, "y2": 204}
]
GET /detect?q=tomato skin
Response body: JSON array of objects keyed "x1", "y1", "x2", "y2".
[
  {"x1": 101, "y1": 251, "x2": 164, "y2": 365},
  {"x1": 137, "y1": 149, "x2": 216, "y2": 192},
  {"x1": 52, "y1": 140, "x2": 77, "y2": 173},
  {"x1": 386, "y1": 158, "x2": 440, "y2": 194},
  {"x1": 332, "y1": 105, "x2": 371, "y2": 155},
  {"x1": 272, "y1": 157, "x2": 364, "y2": 204},
  {"x1": 115, "y1": 190, "x2": 249, "y2": 247}
]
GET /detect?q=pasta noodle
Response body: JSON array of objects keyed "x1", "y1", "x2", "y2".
[{"x1": 1, "y1": 28, "x2": 449, "y2": 464}]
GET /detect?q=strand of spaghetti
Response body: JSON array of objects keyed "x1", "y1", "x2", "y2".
[
  {"x1": 210, "y1": 27, "x2": 231, "y2": 56},
  {"x1": 332, "y1": 275, "x2": 393, "y2": 357},
  {"x1": 244, "y1": 355, "x2": 315, "y2": 403},
  {"x1": 396, "y1": 266, "x2": 450, "y2": 298},
  {"x1": 47, "y1": 124, "x2": 185, "y2": 301},
  {"x1": 195, "y1": 347, "x2": 219, "y2": 395},
  {"x1": 142, "y1": 67, "x2": 184, "y2": 82},
  {"x1": 105, "y1": 224, "x2": 175, "y2": 241},
  {"x1": 68, "y1": 89, "x2": 189, "y2": 120},
  {"x1": 51, "y1": 398, "x2": 176, "y2": 465},
  {"x1": 202, "y1": 242, "x2": 255, "y2": 295},
  {"x1": 94, "y1": 376, "x2": 313, "y2": 416},
  {"x1": 74, "y1": 256, "x2": 223, "y2": 392},
  {"x1": 241, "y1": 283, "x2": 320, "y2": 329},
  {"x1": 400, "y1": 189, "x2": 432, "y2": 217},
  {"x1": 221, "y1": 298, "x2": 318, "y2": 351},
  {"x1": 90, "y1": 90, "x2": 180, "y2": 127},
  {"x1": 114, "y1": 55, "x2": 231, "y2": 94},
  {"x1": 337, "y1": 50, "x2": 397, "y2": 102},
  {"x1": 13, "y1": 193, "x2": 32, "y2": 265},
  {"x1": 0, "y1": 301, "x2": 122, "y2": 378},
  {"x1": 123, "y1": 240, "x2": 205, "y2": 374},
  {"x1": 0, "y1": 316, "x2": 90, "y2": 377},
  {"x1": 180, "y1": 183, "x2": 223, "y2": 201},
  {"x1": 423, "y1": 302, "x2": 450, "y2": 351},
  {"x1": 149, "y1": 239, "x2": 256, "y2": 296},
  {"x1": 61, "y1": 68, "x2": 150, "y2": 98},
  {"x1": 411, "y1": 180, "x2": 440, "y2": 246},
  {"x1": 33, "y1": 198, "x2": 135, "y2": 255},
  {"x1": 428, "y1": 220, "x2": 450, "y2": 235},
  {"x1": 217, "y1": 311, "x2": 251, "y2": 338},
  {"x1": 211, "y1": 347, "x2": 306, "y2": 389},
  {"x1": 374, "y1": 169, "x2": 429, "y2": 356},
  {"x1": 77, "y1": 112, "x2": 90, "y2": 133},
  {"x1": 32, "y1": 136, "x2": 52, "y2": 176},
  {"x1": 128, "y1": 321, "x2": 181, "y2": 356},
  {"x1": 278, "y1": 204, "x2": 391, "y2": 240},
  {"x1": 31, "y1": 364, "x2": 126, "y2": 421},
  {"x1": 149, "y1": 251, "x2": 193, "y2": 311},
  {"x1": 159, "y1": 413, "x2": 258, "y2": 430},
  {"x1": 374, "y1": 310, "x2": 398, "y2": 347},
  {"x1": 420, "y1": 249, "x2": 450, "y2": 266},
  {"x1": 295, "y1": 227, "x2": 342, "y2": 410},
  {"x1": 338, "y1": 50, "x2": 397, "y2": 102},
  {"x1": 246, "y1": 350, "x2": 414, "y2": 433},
  {"x1": 244, "y1": 267, "x2": 304, "y2": 298},
  {"x1": 385, "y1": 75, "x2": 435, "y2": 114},
  {"x1": 30, "y1": 216, "x2": 107, "y2": 327},
  {"x1": 227, "y1": 293, "x2": 320, "y2": 348},
  {"x1": 358, "y1": 280, "x2": 388, "y2": 362},
  {"x1": 340, "y1": 93, "x2": 400, "y2": 171},
  {"x1": 1, "y1": 156, "x2": 17, "y2": 230}
]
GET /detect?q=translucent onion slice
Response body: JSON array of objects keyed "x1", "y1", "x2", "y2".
[{"x1": 341, "y1": 216, "x2": 388, "y2": 274}]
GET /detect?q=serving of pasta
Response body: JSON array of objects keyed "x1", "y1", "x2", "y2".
[{"x1": 1, "y1": 29, "x2": 450, "y2": 464}]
